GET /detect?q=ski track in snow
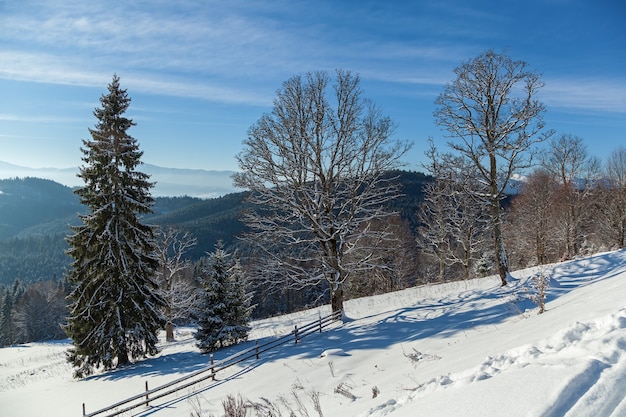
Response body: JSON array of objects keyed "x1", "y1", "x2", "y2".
[{"x1": 363, "y1": 308, "x2": 626, "y2": 417}]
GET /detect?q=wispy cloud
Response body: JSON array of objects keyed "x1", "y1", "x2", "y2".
[
  {"x1": 0, "y1": 50, "x2": 271, "y2": 106},
  {"x1": 542, "y1": 77, "x2": 626, "y2": 114},
  {"x1": 1, "y1": 0, "x2": 623, "y2": 117},
  {"x1": 1, "y1": 1, "x2": 308, "y2": 74},
  {"x1": 123, "y1": 75, "x2": 272, "y2": 106},
  {"x1": 0, "y1": 1, "x2": 327, "y2": 104},
  {"x1": 0, "y1": 51, "x2": 107, "y2": 86},
  {"x1": 0, "y1": 113, "x2": 86, "y2": 123}
]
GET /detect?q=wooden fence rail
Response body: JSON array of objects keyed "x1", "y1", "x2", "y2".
[{"x1": 82, "y1": 309, "x2": 342, "y2": 417}]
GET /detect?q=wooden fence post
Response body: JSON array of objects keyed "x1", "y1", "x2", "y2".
[
  {"x1": 83, "y1": 403, "x2": 86, "y2": 416},
  {"x1": 255, "y1": 340, "x2": 259, "y2": 359},
  {"x1": 210, "y1": 354, "x2": 215, "y2": 380},
  {"x1": 145, "y1": 381, "x2": 149, "y2": 406},
  {"x1": 319, "y1": 312, "x2": 322, "y2": 333},
  {"x1": 294, "y1": 325, "x2": 299, "y2": 344}
]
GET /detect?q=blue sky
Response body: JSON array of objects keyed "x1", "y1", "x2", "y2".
[{"x1": 1, "y1": 0, "x2": 624, "y2": 173}]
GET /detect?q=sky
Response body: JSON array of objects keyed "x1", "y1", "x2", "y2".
[{"x1": 1, "y1": 0, "x2": 624, "y2": 173}]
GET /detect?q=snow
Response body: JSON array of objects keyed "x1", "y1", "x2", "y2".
[{"x1": 2, "y1": 249, "x2": 626, "y2": 417}]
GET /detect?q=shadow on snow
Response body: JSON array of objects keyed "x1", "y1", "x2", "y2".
[{"x1": 87, "y1": 249, "x2": 626, "y2": 385}]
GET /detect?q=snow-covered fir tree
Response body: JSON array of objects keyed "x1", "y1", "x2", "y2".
[
  {"x1": 221, "y1": 259, "x2": 252, "y2": 343},
  {"x1": 194, "y1": 242, "x2": 252, "y2": 353},
  {"x1": 0, "y1": 280, "x2": 22, "y2": 347},
  {"x1": 64, "y1": 75, "x2": 166, "y2": 378}
]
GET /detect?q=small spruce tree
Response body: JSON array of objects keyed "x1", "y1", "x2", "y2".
[
  {"x1": 194, "y1": 242, "x2": 252, "y2": 353},
  {"x1": 64, "y1": 75, "x2": 165, "y2": 378},
  {"x1": 221, "y1": 259, "x2": 252, "y2": 343},
  {"x1": 0, "y1": 280, "x2": 22, "y2": 346}
]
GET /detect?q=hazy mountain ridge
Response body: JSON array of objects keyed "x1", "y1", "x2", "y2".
[{"x1": 0, "y1": 160, "x2": 238, "y2": 198}]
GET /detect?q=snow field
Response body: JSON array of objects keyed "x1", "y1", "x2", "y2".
[
  {"x1": 0, "y1": 341, "x2": 72, "y2": 391},
  {"x1": 1, "y1": 249, "x2": 625, "y2": 417},
  {"x1": 389, "y1": 308, "x2": 626, "y2": 417}
]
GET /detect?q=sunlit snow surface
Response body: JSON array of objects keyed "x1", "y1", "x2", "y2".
[{"x1": 1, "y1": 250, "x2": 625, "y2": 417}]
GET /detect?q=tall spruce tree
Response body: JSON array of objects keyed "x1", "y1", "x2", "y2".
[
  {"x1": 194, "y1": 242, "x2": 251, "y2": 353},
  {"x1": 64, "y1": 75, "x2": 165, "y2": 378}
]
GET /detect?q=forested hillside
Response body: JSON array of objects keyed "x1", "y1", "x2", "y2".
[
  {"x1": 0, "y1": 178, "x2": 83, "y2": 284},
  {"x1": 0, "y1": 177, "x2": 84, "y2": 239},
  {"x1": 0, "y1": 171, "x2": 431, "y2": 286},
  {"x1": 145, "y1": 192, "x2": 250, "y2": 260}
]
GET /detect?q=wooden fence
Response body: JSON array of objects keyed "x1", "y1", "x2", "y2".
[{"x1": 82, "y1": 309, "x2": 342, "y2": 417}]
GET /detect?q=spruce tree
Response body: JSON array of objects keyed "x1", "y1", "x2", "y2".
[
  {"x1": 0, "y1": 280, "x2": 22, "y2": 346},
  {"x1": 194, "y1": 242, "x2": 251, "y2": 353},
  {"x1": 64, "y1": 75, "x2": 165, "y2": 378},
  {"x1": 223, "y1": 259, "x2": 252, "y2": 343}
]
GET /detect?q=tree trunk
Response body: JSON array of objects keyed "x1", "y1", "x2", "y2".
[
  {"x1": 331, "y1": 285, "x2": 344, "y2": 317},
  {"x1": 117, "y1": 348, "x2": 129, "y2": 368},
  {"x1": 496, "y1": 254, "x2": 508, "y2": 286},
  {"x1": 619, "y1": 219, "x2": 626, "y2": 248},
  {"x1": 492, "y1": 201, "x2": 508, "y2": 286},
  {"x1": 165, "y1": 322, "x2": 175, "y2": 342},
  {"x1": 438, "y1": 257, "x2": 445, "y2": 283}
]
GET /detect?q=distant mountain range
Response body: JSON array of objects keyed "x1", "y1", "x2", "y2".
[{"x1": 0, "y1": 160, "x2": 237, "y2": 198}]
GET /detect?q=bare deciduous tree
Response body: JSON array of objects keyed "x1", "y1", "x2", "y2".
[
  {"x1": 233, "y1": 70, "x2": 411, "y2": 315},
  {"x1": 505, "y1": 169, "x2": 559, "y2": 268},
  {"x1": 542, "y1": 134, "x2": 600, "y2": 258},
  {"x1": 434, "y1": 50, "x2": 553, "y2": 285},
  {"x1": 418, "y1": 176, "x2": 489, "y2": 282},
  {"x1": 155, "y1": 227, "x2": 197, "y2": 342},
  {"x1": 446, "y1": 188, "x2": 490, "y2": 280},
  {"x1": 417, "y1": 179, "x2": 454, "y2": 282},
  {"x1": 529, "y1": 268, "x2": 550, "y2": 315},
  {"x1": 598, "y1": 146, "x2": 626, "y2": 249},
  {"x1": 346, "y1": 214, "x2": 418, "y2": 296},
  {"x1": 418, "y1": 140, "x2": 489, "y2": 282},
  {"x1": 15, "y1": 281, "x2": 67, "y2": 343}
]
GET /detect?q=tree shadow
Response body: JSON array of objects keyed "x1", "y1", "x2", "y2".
[
  {"x1": 546, "y1": 250, "x2": 626, "y2": 301},
  {"x1": 86, "y1": 338, "x2": 257, "y2": 381},
  {"x1": 87, "y1": 249, "x2": 626, "y2": 389}
]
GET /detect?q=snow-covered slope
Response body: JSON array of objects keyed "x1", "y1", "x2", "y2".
[{"x1": 1, "y1": 250, "x2": 625, "y2": 417}]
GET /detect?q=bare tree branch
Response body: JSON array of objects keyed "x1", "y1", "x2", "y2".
[{"x1": 234, "y1": 70, "x2": 411, "y2": 314}]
